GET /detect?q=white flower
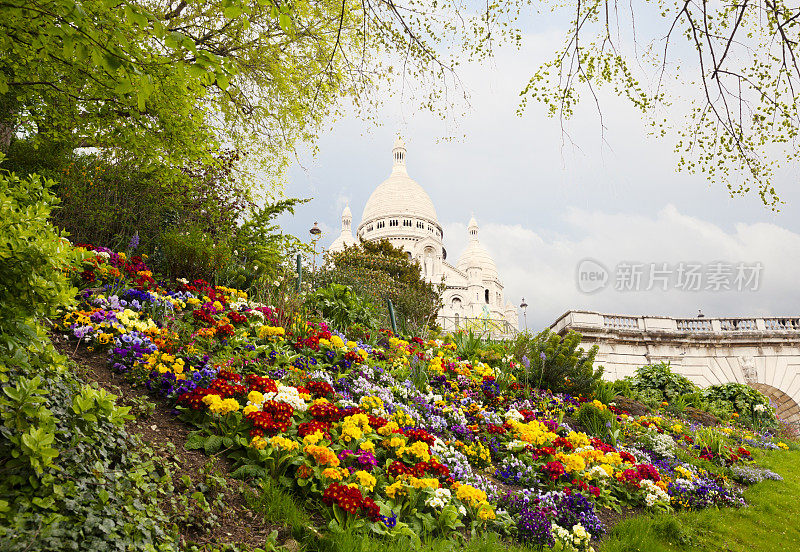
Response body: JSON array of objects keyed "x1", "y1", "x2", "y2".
[
  {"x1": 425, "y1": 488, "x2": 452, "y2": 509},
  {"x1": 754, "y1": 404, "x2": 766, "y2": 412},
  {"x1": 271, "y1": 384, "x2": 308, "y2": 412}
]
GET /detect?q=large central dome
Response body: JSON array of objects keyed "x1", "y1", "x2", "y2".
[{"x1": 359, "y1": 138, "x2": 439, "y2": 226}]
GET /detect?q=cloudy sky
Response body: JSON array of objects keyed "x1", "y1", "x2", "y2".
[{"x1": 277, "y1": 14, "x2": 800, "y2": 331}]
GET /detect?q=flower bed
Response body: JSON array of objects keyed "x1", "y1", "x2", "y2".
[{"x1": 57, "y1": 245, "x2": 791, "y2": 551}]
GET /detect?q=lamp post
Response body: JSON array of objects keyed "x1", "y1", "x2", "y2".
[
  {"x1": 309, "y1": 222, "x2": 322, "y2": 275},
  {"x1": 520, "y1": 297, "x2": 528, "y2": 333}
]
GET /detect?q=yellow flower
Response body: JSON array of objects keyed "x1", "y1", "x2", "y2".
[
  {"x1": 303, "y1": 431, "x2": 324, "y2": 445},
  {"x1": 270, "y1": 436, "x2": 299, "y2": 451},
  {"x1": 248, "y1": 390, "x2": 265, "y2": 404},
  {"x1": 478, "y1": 505, "x2": 496, "y2": 520},
  {"x1": 454, "y1": 484, "x2": 487, "y2": 507},
  {"x1": 330, "y1": 335, "x2": 345, "y2": 348},
  {"x1": 354, "y1": 470, "x2": 377, "y2": 491},
  {"x1": 243, "y1": 404, "x2": 259, "y2": 416},
  {"x1": 556, "y1": 453, "x2": 586, "y2": 473},
  {"x1": 385, "y1": 481, "x2": 405, "y2": 499}
]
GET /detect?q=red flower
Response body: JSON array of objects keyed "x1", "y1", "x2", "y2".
[
  {"x1": 405, "y1": 428, "x2": 436, "y2": 446},
  {"x1": 619, "y1": 451, "x2": 636, "y2": 464},
  {"x1": 298, "y1": 421, "x2": 332, "y2": 438},
  {"x1": 543, "y1": 461, "x2": 566, "y2": 480},
  {"x1": 307, "y1": 380, "x2": 335, "y2": 398},
  {"x1": 552, "y1": 437, "x2": 574, "y2": 451},
  {"x1": 309, "y1": 402, "x2": 340, "y2": 422},
  {"x1": 245, "y1": 374, "x2": 278, "y2": 394},
  {"x1": 322, "y1": 483, "x2": 375, "y2": 518},
  {"x1": 228, "y1": 311, "x2": 247, "y2": 324}
]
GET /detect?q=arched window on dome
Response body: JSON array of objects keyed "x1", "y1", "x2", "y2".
[
  {"x1": 451, "y1": 297, "x2": 462, "y2": 309},
  {"x1": 403, "y1": 219, "x2": 411, "y2": 227},
  {"x1": 484, "y1": 289, "x2": 490, "y2": 304}
]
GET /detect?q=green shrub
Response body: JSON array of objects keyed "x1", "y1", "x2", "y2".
[
  {"x1": 700, "y1": 383, "x2": 775, "y2": 427},
  {"x1": 160, "y1": 225, "x2": 232, "y2": 282},
  {"x1": 0, "y1": 355, "x2": 178, "y2": 551},
  {"x1": 626, "y1": 362, "x2": 698, "y2": 402},
  {"x1": 577, "y1": 402, "x2": 614, "y2": 436},
  {"x1": 0, "y1": 164, "x2": 177, "y2": 550},
  {"x1": 313, "y1": 240, "x2": 442, "y2": 335},
  {"x1": 305, "y1": 283, "x2": 380, "y2": 331},
  {"x1": 0, "y1": 166, "x2": 77, "y2": 376},
  {"x1": 510, "y1": 329, "x2": 604, "y2": 397}
]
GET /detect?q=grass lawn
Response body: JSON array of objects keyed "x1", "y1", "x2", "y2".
[{"x1": 599, "y1": 449, "x2": 800, "y2": 552}]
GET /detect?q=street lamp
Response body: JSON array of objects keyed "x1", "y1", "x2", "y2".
[
  {"x1": 520, "y1": 297, "x2": 528, "y2": 333},
  {"x1": 309, "y1": 222, "x2": 322, "y2": 274}
]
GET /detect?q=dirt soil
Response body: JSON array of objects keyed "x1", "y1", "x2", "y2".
[{"x1": 52, "y1": 334, "x2": 287, "y2": 551}]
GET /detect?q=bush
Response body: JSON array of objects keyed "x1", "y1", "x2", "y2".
[
  {"x1": 160, "y1": 225, "x2": 233, "y2": 282},
  {"x1": 510, "y1": 329, "x2": 604, "y2": 397},
  {"x1": 305, "y1": 283, "x2": 380, "y2": 331},
  {"x1": 0, "y1": 354, "x2": 177, "y2": 551},
  {"x1": 577, "y1": 402, "x2": 614, "y2": 436},
  {"x1": 700, "y1": 383, "x2": 775, "y2": 427},
  {"x1": 0, "y1": 166, "x2": 76, "y2": 375},
  {"x1": 626, "y1": 362, "x2": 698, "y2": 402},
  {"x1": 0, "y1": 164, "x2": 177, "y2": 550}
]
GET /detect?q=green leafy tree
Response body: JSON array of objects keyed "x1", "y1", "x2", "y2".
[{"x1": 314, "y1": 239, "x2": 443, "y2": 335}]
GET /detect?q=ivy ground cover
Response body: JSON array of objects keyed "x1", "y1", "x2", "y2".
[{"x1": 57, "y1": 244, "x2": 795, "y2": 551}]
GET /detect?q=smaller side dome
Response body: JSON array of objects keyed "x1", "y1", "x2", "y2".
[
  {"x1": 456, "y1": 216, "x2": 499, "y2": 281},
  {"x1": 329, "y1": 204, "x2": 357, "y2": 252}
]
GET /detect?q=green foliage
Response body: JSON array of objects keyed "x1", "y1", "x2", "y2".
[
  {"x1": 0, "y1": 349, "x2": 177, "y2": 551},
  {"x1": 306, "y1": 283, "x2": 380, "y2": 332},
  {"x1": 314, "y1": 240, "x2": 443, "y2": 335},
  {"x1": 510, "y1": 330, "x2": 604, "y2": 396},
  {"x1": 452, "y1": 330, "x2": 486, "y2": 360},
  {"x1": 222, "y1": 199, "x2": 307, "y2": 290},
  {"x1": 0, "y1": 164, "x2": 176, "y2": 550},
  {"x1": 593, "y1": 380, "x2": 617, "y2": 404},
  {"x1": 626, "y1": 362, "x2": 699, "y2": 402},
  {"x1": 700, "y1": 383, "x2": 775, "y2": 427},
  {"x1": 161, "y1": 225, "x2": 234, "y2": 282},
  {"x1": 577, "y1": 402, "x2": 614, "y2": 437},
  {"x1": 44, "y1": 155, "x2": 175, "y2": 252},
  {"x1": 0, "y1": 166, "x2": 78, "y2": 377}
]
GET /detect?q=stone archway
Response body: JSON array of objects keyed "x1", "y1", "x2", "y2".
[{"x1": 750, "y1": 383, "x2": 800, "y2": 424}]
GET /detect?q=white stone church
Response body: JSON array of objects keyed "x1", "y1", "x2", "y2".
[{"x1": 328, "y1": 138, "x2": 518, "y2": 334}]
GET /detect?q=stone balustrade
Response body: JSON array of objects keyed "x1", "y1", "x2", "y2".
[{"x1": 549, "y1": 310, "x2": 800, "y2": 423}]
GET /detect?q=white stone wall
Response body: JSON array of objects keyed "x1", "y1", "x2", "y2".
[{"x1": 551, "y1": 310, "x2": 800, "y2": 416}]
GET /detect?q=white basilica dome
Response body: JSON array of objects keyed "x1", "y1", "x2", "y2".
[{"x1": 358, "y1": 138, "x2": 440, "y2": 229}]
